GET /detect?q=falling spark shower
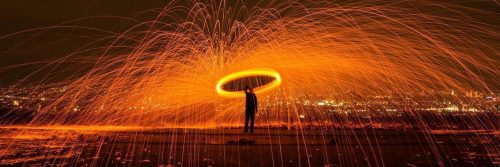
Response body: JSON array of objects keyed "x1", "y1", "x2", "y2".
[{"x1": 0, "y1": 0, "x2": 498, "y2": 166}]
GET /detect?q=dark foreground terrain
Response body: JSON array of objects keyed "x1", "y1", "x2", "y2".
[{"x1": 0, "y1": 127, "x2": 498, "y2": 166}]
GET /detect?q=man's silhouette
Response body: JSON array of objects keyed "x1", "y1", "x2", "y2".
[{"x1": 244, "y1": 86, "x2": 257, "y2": 133}]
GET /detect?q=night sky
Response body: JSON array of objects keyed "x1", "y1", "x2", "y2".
[
  {"x1": 0, "y1": 0, "x2": 177, "y2": 85},
  {"x1": 0, "y1": 0, "x2": 498, "y2": 86},
  {"x1": 0, "y1": 0, "x2": 174, "y2": 35}
]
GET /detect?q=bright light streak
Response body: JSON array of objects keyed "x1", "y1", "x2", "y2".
[{"x1": 216, "y1": 68, "x2": 281, "y2": 98}]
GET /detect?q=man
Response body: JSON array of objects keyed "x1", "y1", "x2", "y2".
[{"x1": 244, "y1": 86, "x2": 257, "y2": 133}]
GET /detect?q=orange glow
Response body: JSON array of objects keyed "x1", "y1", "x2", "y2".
[
  {"x1": 0, "y1": 1, "x2": 498, "y2": 166},
  {"x1": 0, "y1": 0, "x2": 496, "y2": 128}
]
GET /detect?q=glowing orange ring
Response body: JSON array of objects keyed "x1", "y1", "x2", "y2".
[{"x1": 216, "y1": 68, "x2": 281, "y2": 98}]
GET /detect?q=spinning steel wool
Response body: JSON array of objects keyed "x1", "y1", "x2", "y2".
[{"x1": 0, "y1": 0, "x2": 498, "y2": 166}]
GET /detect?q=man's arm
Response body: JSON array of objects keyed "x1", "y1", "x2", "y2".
[{"x1": 253, "y1": 95, "x2": 258, "y2": 113}]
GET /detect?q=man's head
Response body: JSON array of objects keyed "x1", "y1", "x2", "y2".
[{"x1": 244, "y1": 86, "x2": 253, "y2": 93}]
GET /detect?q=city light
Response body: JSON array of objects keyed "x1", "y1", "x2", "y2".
[{"x1": 0, "y1": 0, "x2": 497, "y2": 166}]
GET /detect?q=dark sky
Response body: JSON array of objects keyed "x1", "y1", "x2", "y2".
[
  {"x1": 0, "y1": 0, "x2": 498, "y2": 86},
  {"x1": 0, "y1": 0, "x2": 178, "y2": 85},
  {"x1": 0, "y1": 0, "x2": 173, "y2": 36}
]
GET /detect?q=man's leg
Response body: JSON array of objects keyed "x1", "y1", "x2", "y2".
[
  {"x1": 244, "y1": 112, "x2": 249, "y2": 132},
  {"x1": 250, "y1": 112, "x2": 255, "y2": 133}
]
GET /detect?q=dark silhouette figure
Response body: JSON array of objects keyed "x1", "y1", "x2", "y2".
[{"x1": 244, "y1": 86, "x2": 257, "y2": 133}]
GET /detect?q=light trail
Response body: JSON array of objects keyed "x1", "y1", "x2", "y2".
[
  {"x1": 216, "y1": 68, "x2": 281, "y2": 98},
  {"x1": 0, "y1": 0, "x2": 496, "y2": 127},
  {"x1": 0, "y1": 0, "x2": 498, "y2": 166}
]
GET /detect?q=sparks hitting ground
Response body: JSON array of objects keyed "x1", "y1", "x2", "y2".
[{"x1": 0, "y1": 0, "x2": 498, "y2": 166}]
